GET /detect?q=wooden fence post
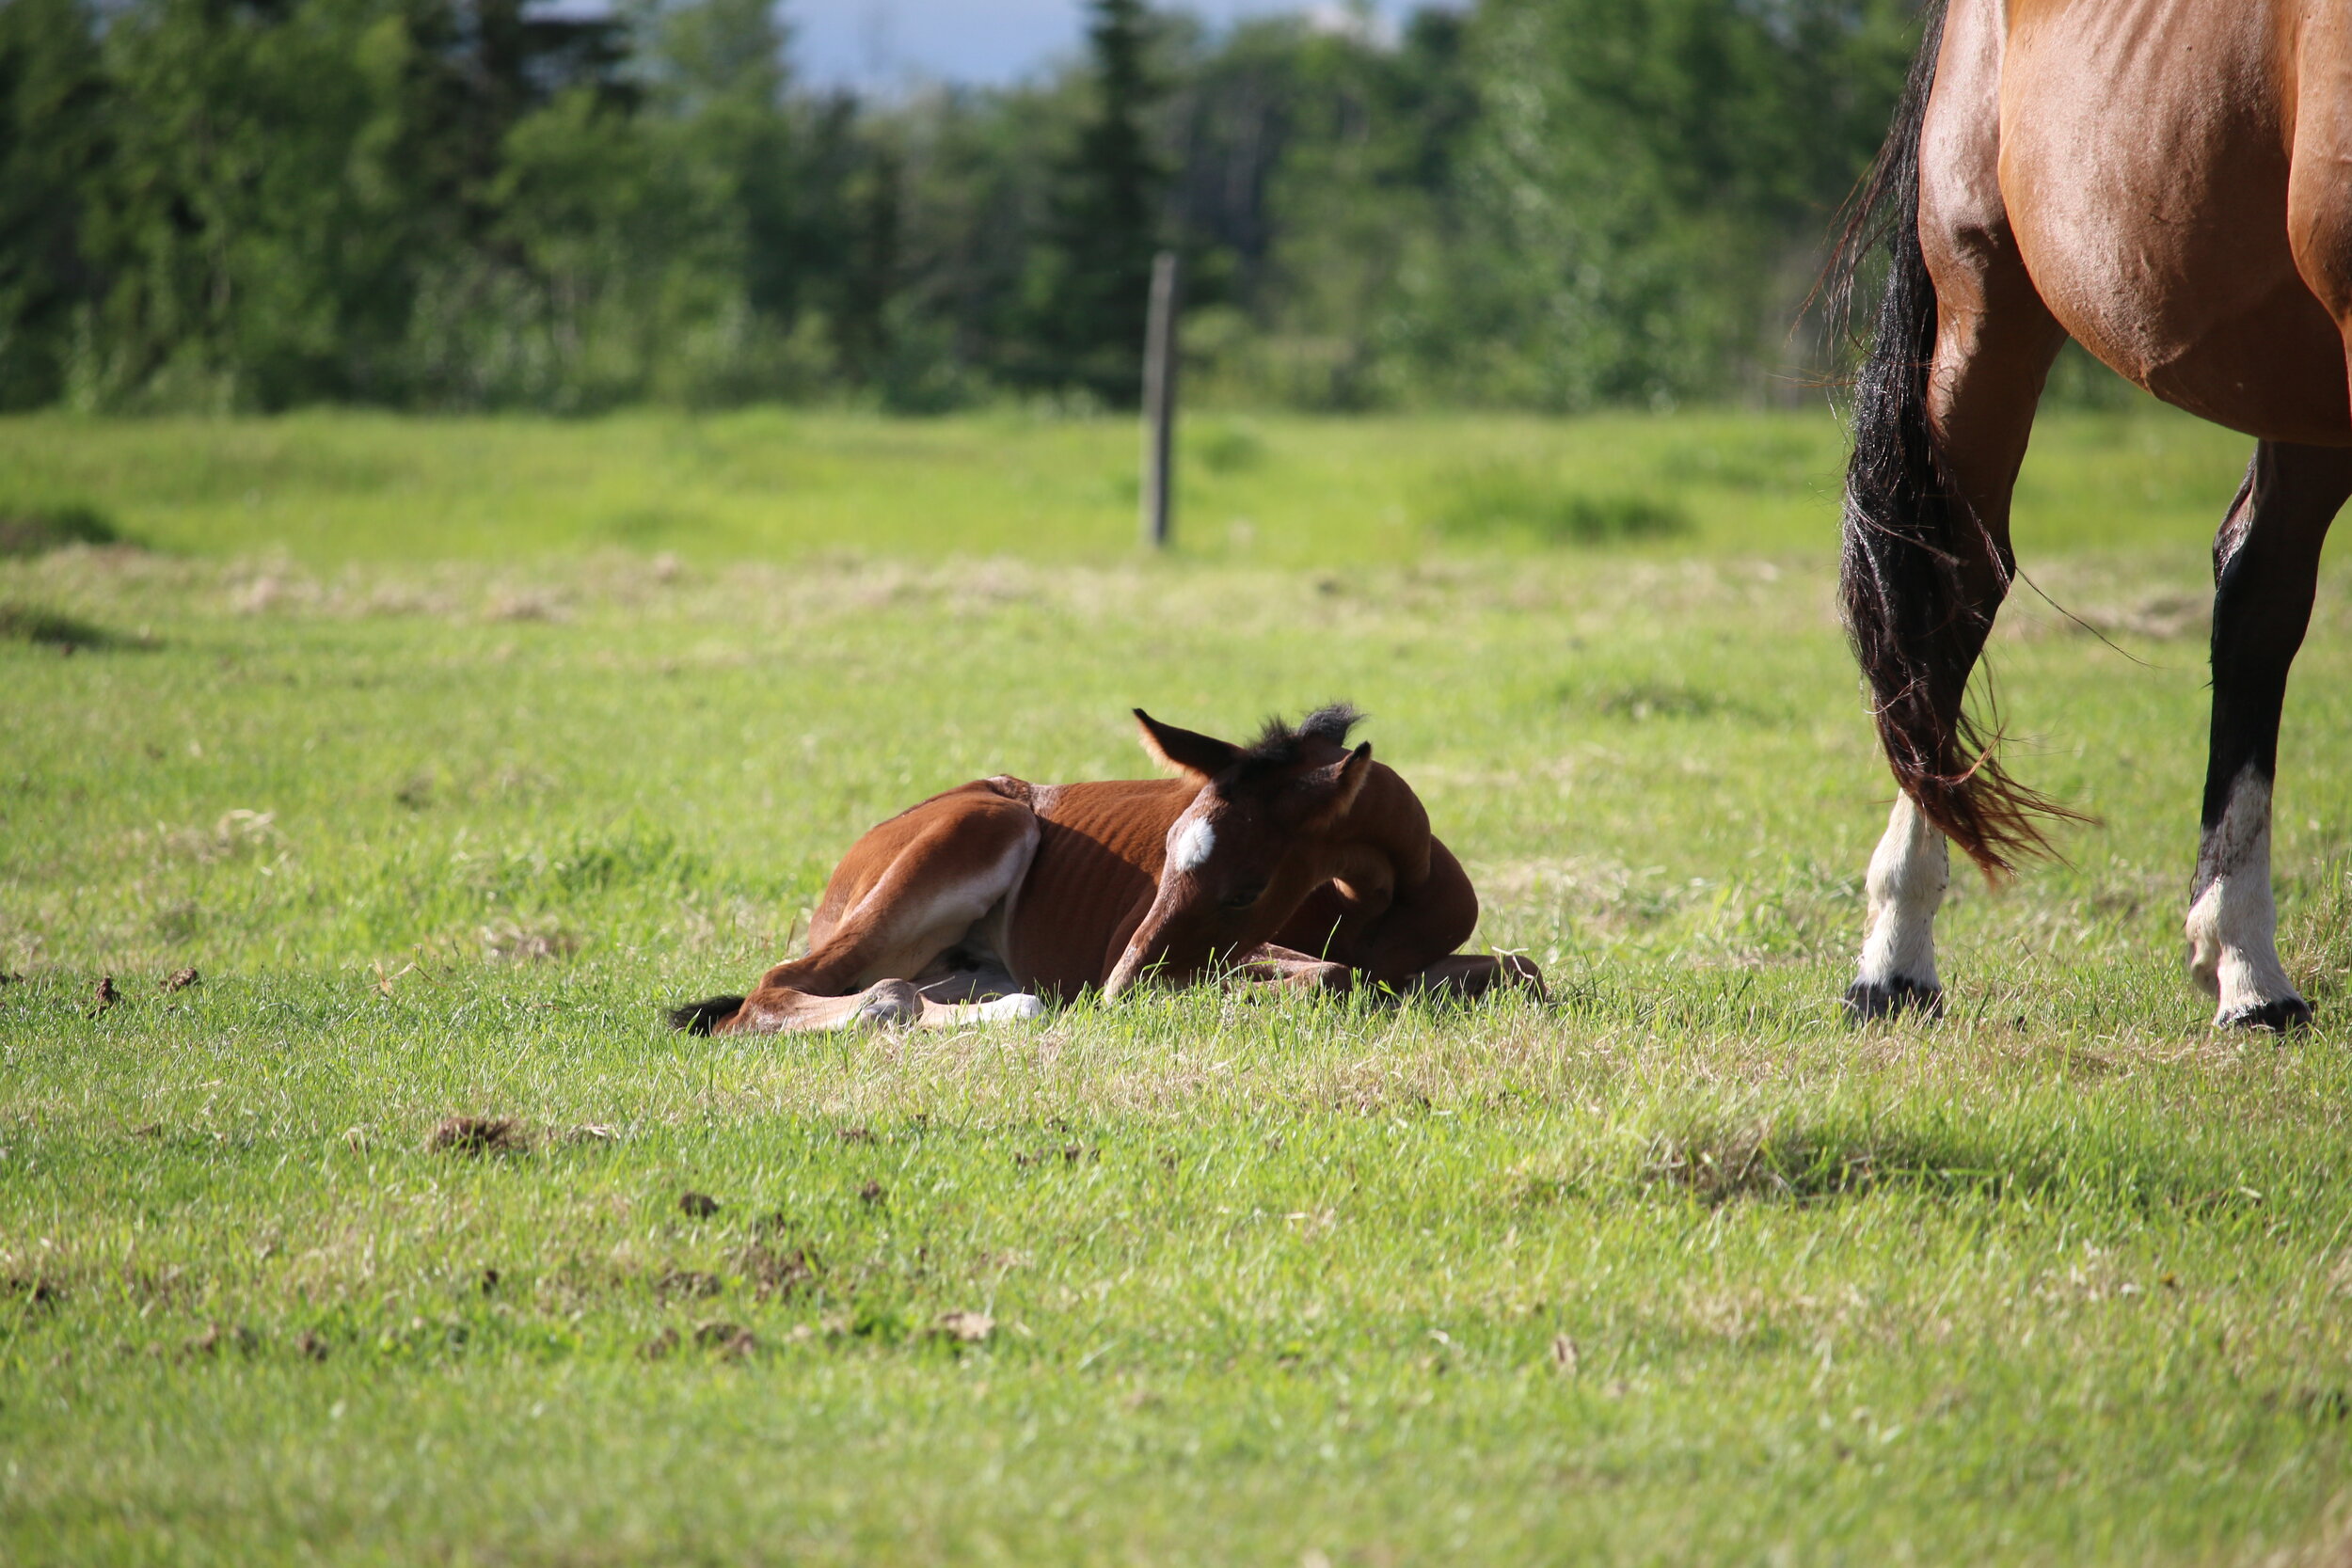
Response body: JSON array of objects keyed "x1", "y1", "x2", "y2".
[{"x1": 1140, "y1": 249, "x2": 1180, "y2": 549}]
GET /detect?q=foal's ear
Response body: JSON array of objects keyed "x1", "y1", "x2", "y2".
[
  {"x1": 1301, "y1": 741, "x2": 1374, "y2": 828},
  {"x1": 1134, "y1": 709, "x2": 1242, "y2": 781}
]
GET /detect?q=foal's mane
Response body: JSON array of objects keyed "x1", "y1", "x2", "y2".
[{"x1": 1235, "y1": 703, "x2": 1364, "y2": 772}]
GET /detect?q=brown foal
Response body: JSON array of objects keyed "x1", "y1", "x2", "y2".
[{"x1": 669, "y1": 705, "x2": 1542, "y2": 1035}]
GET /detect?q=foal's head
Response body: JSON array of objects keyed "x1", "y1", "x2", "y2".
[{"x1": 1104, "y1": 704, "x2": 1374, "y2": 998}]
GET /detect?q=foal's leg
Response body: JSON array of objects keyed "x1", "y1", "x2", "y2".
[
  {"x1": 1236, "y1": 946, "x2": 1544, "y2": 1001},
  {"x1": 1337, "y1": 838, "x2": 1483, "y2": 990},
  {"x1": 1233, "y1": 944, "x2": 1355, "y2": 991},
  {"x1": 1259, "y1": 841, "x2": 1544, "y2": 1000},
  {"x1": 1402, "y1": 954, "x2": 1545, "y2": 1000},
  {"x1": 714, "y1": 790, "x2": 1042, "y2": 1035},
  {"x1": 2185, "y1": 443, "x2": 2352, "y2": 1029},
  {"x1": 912, "y1": 960, "x2": 1049, "y2": 1024}
]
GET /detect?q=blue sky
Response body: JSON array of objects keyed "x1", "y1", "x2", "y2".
[{"x1": 788, "y1": 1, "x2": 1447, "y2": 90}]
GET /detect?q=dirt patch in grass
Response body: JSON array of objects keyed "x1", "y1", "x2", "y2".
[
  {"x1": 932, "y1": 1310, "x2": 993, "y2": 1345},
  {"x1": 479, "y1": 918, "x2": 581, "y2": 962},
  {"x1": 183, "y1": 1322, "x2": 262, "y2": 1358},
  {"x1": 738, "y1": 1243, "x2": 819, "y2": 1299},
  {"x1": 429, "y1": 1116, "x2": 530, "y2": 1156},
  {"x1": 693, "y1": 1321, "x2": 755, "y2": 1357},
  {"x1": 657, "y1": 1269, "x2": 723, "y2": 1300},
  {"x1": 5, "y1": 1274, "x2": 65, "y2": 1310}
]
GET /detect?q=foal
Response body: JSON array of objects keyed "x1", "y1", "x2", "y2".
[{"x1": 670, "y1": 705, "x2": 1541, "y2": 1034}]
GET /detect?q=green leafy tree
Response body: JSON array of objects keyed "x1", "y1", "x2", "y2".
[
  {"x1": 0, "y1": 0, "x2": 1921, "y2": 415},
  {"x1": 1172, "y1": 9, "x2": 1478, "y2": 408},
  {"x1": 1447, "y1": 0, "x2": 1916, "y2": 408},
  {"x1": 0, "y1": 0, "x2": 108, "y2": 408},
  {"x1": 1025, "y1": 0, "x2": 1167, "y2": 402}
]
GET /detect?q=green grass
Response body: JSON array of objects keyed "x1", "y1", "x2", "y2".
[
  {"x1": 5, "y1": 401, "x2": 2351, "y2": 1565},
  {"x1": 0, "y1": 401, "x2": 2257, "y2": 564}
]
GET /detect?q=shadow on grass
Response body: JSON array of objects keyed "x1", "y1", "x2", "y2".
[
  {"x1": 0, "y1": 602, "x2": 141, "y2": 652},
  {"x1": 0, "y1": 599, "x2": 160, "y2": 652},
  {"x1": 1636, "y1": 1113, "x2": 2282, "y2": 1212},
  {"x1": 0, "y1": 501, "x2": 126, "y2": 557},
  {"x1": 1424, "y1": 462, "x2": 1692, "y2": 546}
]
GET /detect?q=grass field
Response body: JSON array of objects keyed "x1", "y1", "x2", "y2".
[{"x1": 5, "y1": 403, "x2": 2351, "y2": 1564}]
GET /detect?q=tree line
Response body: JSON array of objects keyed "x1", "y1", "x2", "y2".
[{"x1": 0, "y1": 0, "x2": 1919, "y2": 414}]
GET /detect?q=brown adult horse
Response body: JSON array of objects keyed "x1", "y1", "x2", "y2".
[
  {"x1": 669, "y1": 705, "x2": 1542, "y2": 1035},
  {"x1": 1837, "y1": 0, "x2": 2352, "y2": 1028}
]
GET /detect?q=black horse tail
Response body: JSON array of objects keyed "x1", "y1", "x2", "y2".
[
  {"x1": 667, "y1": 995, "x2": 745, "y2": 1035},
  {"x1": 1831, "y1": 2, "x2": 2065, "y2": 877}
]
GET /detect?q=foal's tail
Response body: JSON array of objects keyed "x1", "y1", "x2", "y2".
[
  {"x1": 667, "y1": 995, "x2": 744, "y2": 1035},
  {"x1": 1831, "y1": 2, "x2": 2062, "y2": 877}
]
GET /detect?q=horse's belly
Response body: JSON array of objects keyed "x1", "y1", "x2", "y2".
[
  {"x1": 998, "y1": 780, "x2": 1189, "y2": 997},
  {"x1": 1999, "y1": 0, "x2": 2349, "y2": 442}
]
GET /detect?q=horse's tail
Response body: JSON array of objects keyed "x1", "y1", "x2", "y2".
[
  {"x1": 666, "y1": 995, "x2": 745, "y2": 1035},
  {"x1": 1831, "y1": 2, "x2": 2062, "y2": 877}
]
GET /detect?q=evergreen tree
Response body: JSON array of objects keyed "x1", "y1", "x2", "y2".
[
  {"x1": 0, "y1": 0, "x2": 107, "y2": 408},
  {"x1": 1025, "y1": 0, "x2": 1166, "y2": 403}
]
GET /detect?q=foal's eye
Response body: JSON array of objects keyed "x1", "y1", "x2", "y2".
[{"x1": 1220, "y1": 885, "x2": 1265, "y2": 911}]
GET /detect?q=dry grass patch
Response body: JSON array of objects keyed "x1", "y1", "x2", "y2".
[{"x1": 428, "y1": 1116, "x2": 530, "y2": 1156}]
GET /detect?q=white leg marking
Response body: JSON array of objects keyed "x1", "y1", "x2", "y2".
[
  {"x1": 1853, "y1": 792, "x2": 1947, "y2": 997},
  {"x1": 978, "y1": 992, "x2": 1046, "y2": 1022},
  {"x1": 2185, "y1": 767, "x2": 2302, "y2": 1025}
]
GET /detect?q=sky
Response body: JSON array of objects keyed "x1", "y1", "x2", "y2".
[{"x1": 787, "y1": 1, "x2": 1446, "y2": 91}]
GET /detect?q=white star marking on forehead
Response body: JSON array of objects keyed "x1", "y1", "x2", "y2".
[{"x1": 1170, "y1": 816, "x2": 1216, "y2": 874}]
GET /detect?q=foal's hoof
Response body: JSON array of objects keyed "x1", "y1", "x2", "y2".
[
  {"x1": 2216, "y1": 994, "x2": 2313, "y2": 1033},
  {"x1": 852, "y1": 979, "x2": 924, "y2": 1029},
  {"x1": 1498, "y1": 954, "x2": 1549, "y2": 1001},
  {"x1": 979, "y1": 992, "x2": 1046, "y2": 1022},
  {"x1": 1843, "y1": 976, "x2": 1944, "y2": 1022}
]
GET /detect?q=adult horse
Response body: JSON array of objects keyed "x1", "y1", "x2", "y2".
[
  {"x1": 670, "y1": 705, "x2": 1541, "y2": 1035},
  {"x1": 1838, "y1": 0, "x2": 2352, "y2": 1028}
]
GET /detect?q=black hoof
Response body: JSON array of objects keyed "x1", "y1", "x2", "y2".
[
  {"x1": 1844, "y1": 977, "x2": 1944, "y2": 1022},
  {"x1": 2217, "y1": 995, "x2": 2313, "y2": 1033},
  {"x1": 667, "y1": 994, "x2": 745, "y2": 1035}
]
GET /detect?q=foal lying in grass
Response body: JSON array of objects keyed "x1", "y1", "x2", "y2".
[{"x1": 670, "y1": 705, "x2": 1542, "y2": 1034}]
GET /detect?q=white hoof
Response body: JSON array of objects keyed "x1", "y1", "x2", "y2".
[{"x1": 979, "y1": 992, "x2": 1046, "y2": 1023}]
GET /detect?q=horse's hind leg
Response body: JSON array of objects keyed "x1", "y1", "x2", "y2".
[
  {"x1": 912, "y1": 959, "x2": 1049, "y2": 1025},
  {"x1": 1845, "y1": 277, "x2": 2064, "y2": 1020},
  {"x1": 1845, "y1": 9, "x2": 2067, "y2": 1019},
  {"x1": 2186, "y1": 443, "x2": 2352, "y2": 1029}
]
